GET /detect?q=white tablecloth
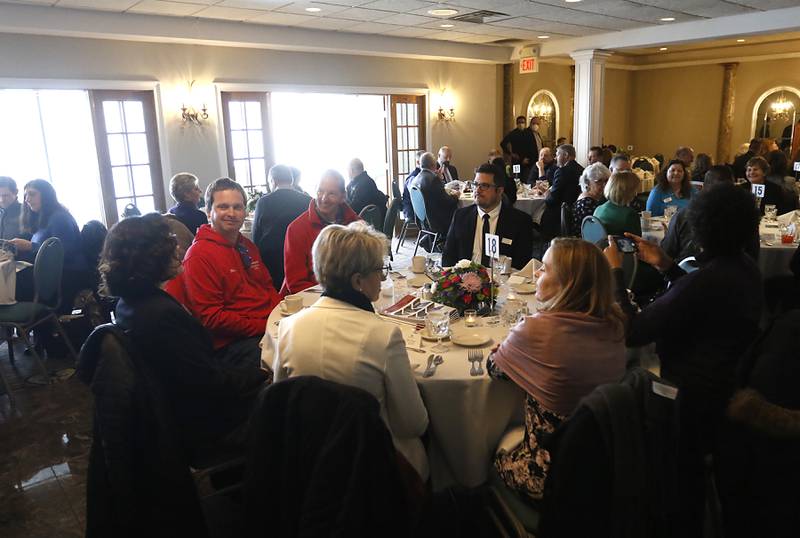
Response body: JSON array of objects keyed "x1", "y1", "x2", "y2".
[
  {"x1": 459, "y1": 194, "x2": 547, "y2": 224},
  {"x1": 643, "y1": 217, "x2": 797, "y2": 279},
  {"x1": 265, "y1": 274, "x2": 531, "y2": 490}
]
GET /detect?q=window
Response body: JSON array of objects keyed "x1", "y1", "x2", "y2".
[
  {"x1": 89, "y1": 90, "x2": 165, "y2": 225},
  {"x1": 390, "y1": 95, "x2": 427, "y2": 187},
  {"x1": 0, "y1": 89, "x2": 104, "y2": 227},
  {"x1": 221, "y1": 92, "x2": 271, "y2": 192}
]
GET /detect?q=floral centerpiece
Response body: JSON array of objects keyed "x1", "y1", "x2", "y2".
[{"x1": 430, "y1": 259, "x2": 498, "y2": 314}]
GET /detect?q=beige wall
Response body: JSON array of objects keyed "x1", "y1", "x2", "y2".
[
  {"x1": 602, "y1": 68, "x2": 633, "y2": 150},
  {"x1": 0, "y1": 33, "x2": 502, "y2": 204},
  {"x1": 511, "y1": 62, "x2": 573, "y2": 146}
]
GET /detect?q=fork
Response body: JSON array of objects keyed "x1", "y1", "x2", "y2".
[{"x1": 468, "y1": 349, "x2": 485, "y2": 376}]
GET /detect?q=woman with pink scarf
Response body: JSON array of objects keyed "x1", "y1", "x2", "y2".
[{"x1": 489, "y1": 238, "x2": 626, "y2": 504}]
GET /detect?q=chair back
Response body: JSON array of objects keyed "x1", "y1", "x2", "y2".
[
  {"x1": 358, "y1": 204, "x2": 383, "y2": 230},
  {"x1": 383, "y1": 197, "x2": 402, "y2": 239},
  {"x1": 391, "y1": 178, "x2": 401, "y2": 200},
  {"x1": 409, "y1": 186, "x2": 428, "y2": 224},
  {"x1": 581, "y1": 215, "x2": 608, "y2": 246},
  {"x1": 560, "y1": 202, "x2": 574, "y2": 237},
  {"x1": 633, "y1": 158, "x2": 654, "y2": 172},
  {"x1": 34, "y1": 237, "x2": 64, "y2": 310}
]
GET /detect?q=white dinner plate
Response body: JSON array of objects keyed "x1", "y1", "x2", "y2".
[
  {"x1": 512, "y1": 283, "x2": 537, "y2": 294},
  {"x1": 450, "y1": 330, "x2": 492, "y2": 347},
  {"x1": 408, "y1": 274, "x2": 432, "y2": 287}
]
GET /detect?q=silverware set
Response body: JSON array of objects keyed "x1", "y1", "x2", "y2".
[
  {"x1": 467, "y1": 349, "x2": 484, "y2": 377},
  {"x1": 422, "y1": 354, "x2": 444, "y2": 377}
]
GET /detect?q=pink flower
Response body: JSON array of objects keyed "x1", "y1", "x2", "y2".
[{"x1": 459, "y1": 272, "x2": 483, "y2": 293}]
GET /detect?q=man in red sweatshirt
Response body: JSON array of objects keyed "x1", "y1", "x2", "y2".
[
  {"x1": 167, "y1": 177, "x2": 280, "y2": 369},
  {"x1": 281, "y1": 169, "x2": 360, "y2": 295}
]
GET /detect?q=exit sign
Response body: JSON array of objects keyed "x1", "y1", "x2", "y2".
[{"x1": 520, "y1": 57, "x2": 538, "y2": 74}]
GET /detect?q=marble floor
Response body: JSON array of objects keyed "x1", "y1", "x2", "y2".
[{"x1": 0, "y1": 342, "x2": 92, "y2": 538}]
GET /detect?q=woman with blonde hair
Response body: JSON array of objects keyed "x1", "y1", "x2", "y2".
[
  {"x1": 490, "y1": 238, "x2": 626, "y2": 503},
  {"x1": 593, "y1": 170, "x2": 642, "y2": 236},
  {"x1": 274, "y1": 221, "x2": 429, "y2": 480},
  {"x1": 167, "y1": 172, "x2": 207, "y2": 234}
]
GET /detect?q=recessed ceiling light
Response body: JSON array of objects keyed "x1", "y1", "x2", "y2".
[
  {"x1": 565, "y1": 0, "x2": 582, "y2": 3},
  {"x1": 736, "y1": 38, "x2": 746, "y2": 43},
  {"x1": 537, "y1": 35, "x2": 550, "y2": 39},
  {"x1": 659, "y1": 47, "x2": 668, "y2": 51},
  {"x1": 305, "y1": 7, "x2": 321, "y2": 12},
  {"x1": 660, "y1": 17, "x2": 675, "y2": 22},
  {"x1": 428, "y1": 8, "x2": 458, "y2": 16},
  {"x1": 440, "y1": 23, "x2": 454, "y2": 28}
]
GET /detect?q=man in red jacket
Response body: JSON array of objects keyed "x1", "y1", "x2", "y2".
[
  {"x1": 281, "y1": 170, "x2": 361, "y2": 295},
  {"x1": 167, "y1": 177, "x2": 280, "y2": 369}
]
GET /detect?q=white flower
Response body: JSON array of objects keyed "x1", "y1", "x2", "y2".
[{"x1": 455, "y1": 259, "x2": 473, "y2": 269}]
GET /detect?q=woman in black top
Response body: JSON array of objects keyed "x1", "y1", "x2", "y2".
[
  {"x1": 604, "y1": 183, "x2": 763, "y2": 538},
  {"x1": 746, "y1": 156, "x2": 798, "y2": 215},
  {"x1": 571, "y1": 162, "x2": 610, "y2": 235},
  {"x1": 98, "y1": 213, "x2": 268, "y2": 451}
]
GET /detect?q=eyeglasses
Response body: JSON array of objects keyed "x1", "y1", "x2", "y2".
[
  {"x1": 471, "y1": 181, "x2": 498, "y2": 191},
  {"x1": 375, "y1": 264, "x2": 391, "y2": 279}
]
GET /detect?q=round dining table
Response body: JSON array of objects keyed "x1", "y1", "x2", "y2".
[{"x1": 263, "y1": 270, "x2": 532, "y2": 491}]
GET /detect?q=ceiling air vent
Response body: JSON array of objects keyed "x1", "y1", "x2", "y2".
[{"x1": 450, "y1": 10, "x2": 508, "y2": 24}]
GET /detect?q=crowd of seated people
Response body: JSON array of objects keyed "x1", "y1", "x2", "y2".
[{"x1": 6, "y1": 131, "x2": 797, "y2": 536}]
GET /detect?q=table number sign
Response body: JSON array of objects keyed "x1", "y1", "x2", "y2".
[
  {"x1": 484, "y1": 233, "x2": 500, "y2": 260},
  {"x1": 751, "y1": 183, "x2": 765, "y2": 198},
  {"x1": 512, "y1": 164, "x2": 521, "y2": 175}
]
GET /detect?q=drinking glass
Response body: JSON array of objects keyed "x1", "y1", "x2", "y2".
[
  {"x1": 765, "y1": 204, "x2": 778, "y2": 222},
  {"x1": 426, "y1": 311, "x2": 450, "y2": 352},
  {"x1": 663, "y1": 205, "x2": 677, "y2": 221},
  {"x1": 502, "y1": 299, "x2": 524, "y2": 327},
  {"x1": 463, "y1": 309, "x2": 478, "y2": 327},
  {"x1": 426, "y1": 253, "x2": 442, "y2": 275}
]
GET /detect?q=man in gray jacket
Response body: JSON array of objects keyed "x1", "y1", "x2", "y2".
[{"x1": 0, "y1": 177, "x2": 23, "y2": 240}]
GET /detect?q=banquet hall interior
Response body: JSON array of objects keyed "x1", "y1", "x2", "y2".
[{"x1": 1, "y1": 0, "x2": 800, "y2": 537}]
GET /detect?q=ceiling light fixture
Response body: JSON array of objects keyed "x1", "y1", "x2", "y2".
[
  {"x1": 736, "y1": 39, "x2": 746, "y2": 43},
  {"x1": 537, "y1": 35, "x2": 550, "y2": 39},
  {"x1": 440, "y1": 23, "x2": 454, "y2": 28},
  {"x1": 428, "y1": 8, "x2": 458, "y2": 16},
  {"x1": 659, "y1": 47, "x2": 668, "y2": 51},
  {"x1": 660, "y1": 17, "x2": 675, "y2": 22},
  {"x1": 565, "y1": 0, "x2": 582, "y2": 3},
  {"x1": 305, "y1": 7, "x2": 321, "y2": 12}
]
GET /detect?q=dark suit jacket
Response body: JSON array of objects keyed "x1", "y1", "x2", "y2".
[
  {"x1": 541, "y1": 160, "x2": 584, "y2": 239},
  {"x1": 440, "y1": 162, "x2": 459, "y2": 182},
  {"x1": 346, "y1": 171, "x2": 387, "y2": 218},
  {"x1": 528, "y1": 161, "x2": 556, "y2": 185},
  {"x1": 442, "y1": 202, "x2": 533, "y2": 270},
  {"x1": 252, "y1": 188, "x2": 311, "y2": 290},
  {"x1": 411, "y1": 169, "x2": 457, "y2": 234},
  {"x1": 0, "y1": 200, "x2": 22, "y2": 240}
]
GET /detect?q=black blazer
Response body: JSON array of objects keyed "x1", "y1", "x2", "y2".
[
  {"x1": 441, "y1": 162, "x2": 459, "y2": 182},
  {"x1": 252, "y1": 188, "x2": 311, "y2": 290},
  {"x1": 541, "y1": 159, "x2": 584, "y2": 239},
  {"x1": 412, "y1": 169, "x2": 457, "y2": 234},
  {"x1": 346, "y1": 171, "x2": 387, "y2": 218},
  {"x1": 442, "y1": 202, "x2": 533, "y2": 270}
]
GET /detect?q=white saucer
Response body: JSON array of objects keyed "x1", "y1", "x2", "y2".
[
  {"x1": 409, "y1": 275, "x2": 432, "y2": 287},
  {"x1": 512, "y1": 283, "x2": 537, "y2": 294},
  {"x1": 420, "y1": 329, "x2": 451, "y2": 341},
  {"x1": 410, "y1": 268, "x2": 426, "y2": 274},
  {"x1": 280, "y1": 307, "x2": 304, "y2": 317},
  {"x1": 451, "y1": 330, "x2": 492, "y2": 347}
]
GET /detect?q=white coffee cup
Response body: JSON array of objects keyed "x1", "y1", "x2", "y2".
[
  {"x1": 411, "y1": 256, "x2": 426, "y2": 273},
  {"x1": 280, "y1": 294, "x2": 304, "y2": 314}
]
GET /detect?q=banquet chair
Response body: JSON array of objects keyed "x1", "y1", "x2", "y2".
[
  {"x1": 560, "y1": 202, "x2": 574, "y2": 237},
  {"x1": 581, "y1": 215, "x2": 608, "y2": 246},
  {"x1": 383, "y1": 196, "x2": 402, "y2": 261},
  {"x1": 409, "y1": 186, "x2": 441, "y2": 256},
  {"x1": 0, "y1": 237, "x2": 79, "y2": 385},
  {"x1": 358, "y1": 204, "x2": 383, "y2": 231}
]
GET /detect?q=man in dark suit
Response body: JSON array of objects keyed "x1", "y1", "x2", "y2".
[
  {"x1": 437, "y1": 146, "x2": 459, "y2": 182},
  {"x1": 402, "y1": 150, "x2": 425, "y2": 220},
  {"x1": 252, "y1": 164, "x2": 311, "y2": 290},
  {"x1": 443, "y1": 163, "x2": 533, "y2": 270},
  {"x1": 539, "y1": 144, "x2": 584, "y2": 240},
  {"x1": 410, "y1": 152, "x2": 458, "y2": 239},
  {"x1": 501, "y1": 116, "x2": 535, "y2": 177},
  {"x1": 529, "y1": 146, "x2": 557, "y2": 185},
  {"x1": 346, "y1": 158, "x2": 387, "y2": 222}
]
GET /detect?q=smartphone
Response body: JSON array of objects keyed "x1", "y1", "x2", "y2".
[{"x1": 612, "y1": 235, "x2": 637, "y2": 253}]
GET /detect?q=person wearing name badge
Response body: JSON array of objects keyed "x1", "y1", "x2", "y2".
[
  {"x1": 442, "y1": 163, "x2": 533, "y2": 270},
  {"x1": 646, "y1": 159, "x2": 697, "y2": 217}
]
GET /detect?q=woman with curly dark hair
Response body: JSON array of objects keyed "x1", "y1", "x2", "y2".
[
  {"x1": 604, "y1": 183, "x2": 763, "y2": 538},
  {"x1": 645, "y1": 159, "x2": 697, "y2": 216},
  {"x1": 99, "y1": 213, "x2": 269, "y2": 450}
]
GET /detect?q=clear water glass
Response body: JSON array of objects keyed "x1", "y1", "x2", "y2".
[
  {"x1": 426, "y1": 253, "x2": 442, "y2": 274},
  {"x1": 765, "y1": 204, "x2": 778, "y2": 222},
  {"x1": 426, "y1": 311, "x2": 450, "y2": 352}
]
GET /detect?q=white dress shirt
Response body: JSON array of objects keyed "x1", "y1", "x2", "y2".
[{"x1": 472, "y1": 202, "x2": 501, "y2": 264}]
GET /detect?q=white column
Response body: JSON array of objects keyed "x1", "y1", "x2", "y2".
[{"x1": 570, "y1": 50, "x2": 613, "y2": 167}]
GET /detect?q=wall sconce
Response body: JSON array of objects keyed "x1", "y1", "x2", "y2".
[
  {"x1": 437, "y1": 90, "x2": 455, "y2": 122},
  {"x1": 181, "y1": 80, "x2": 209, "y2": 125}
]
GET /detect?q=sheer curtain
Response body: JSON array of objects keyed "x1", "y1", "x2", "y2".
[{"x1": 0, "y1": 89, "x2": 104, "y2": 227}]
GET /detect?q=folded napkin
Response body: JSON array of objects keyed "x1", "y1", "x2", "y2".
[
  {"x1": 512, "y1": 258, "x2": 543, "y2": 281},
  {"x1": 777, "y1": 210, "x2": 800, "y2": 224}
]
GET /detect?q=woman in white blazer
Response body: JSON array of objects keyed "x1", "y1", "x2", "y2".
[{"x1": 274, "y1": 221, "x2": 430, "y2": 480}]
